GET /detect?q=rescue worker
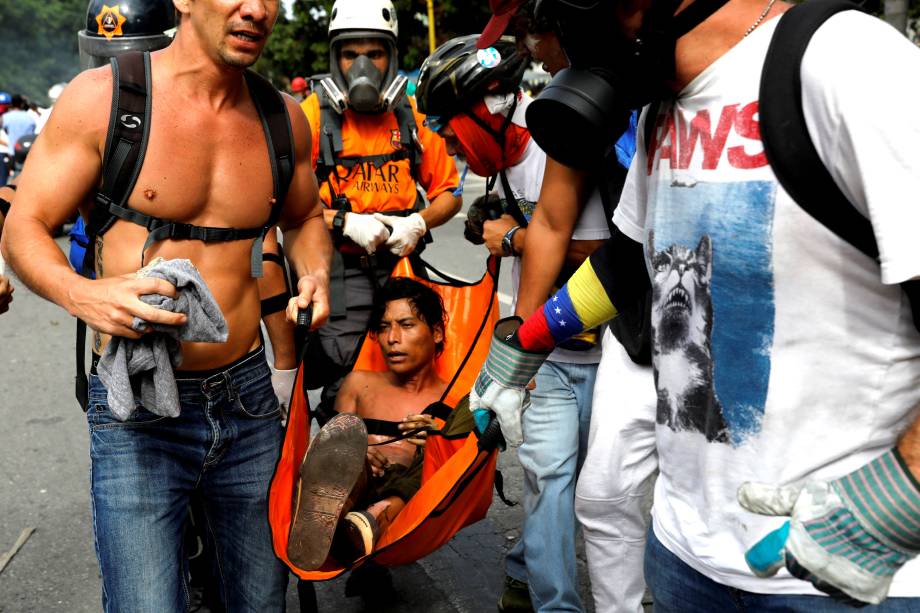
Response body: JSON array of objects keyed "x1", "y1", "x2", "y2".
[{"x1": 300, "y1": 0, "x2": 461, "y2": 425}]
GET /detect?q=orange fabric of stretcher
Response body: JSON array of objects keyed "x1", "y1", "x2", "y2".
[{"x1": 268, "y1": 256, "x2": 499, "y2": 580}]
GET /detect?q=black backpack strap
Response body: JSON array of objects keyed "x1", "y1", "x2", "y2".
[
  {"x1": 760, "y1": 0, "x2": 877, "y2": 260},
  {"x1": 393, "y1": 96, "x2": 422, "y2": 181},
  {"x1": 316, "y1": 90, "x2": 346, "y2": 190},
  {"x1": 76, "y1": 51, "x2": 152, "y2": 410},
  {"x1": 245, "y1": 69, "x2": 295, "y2": 277},
  {"x1": 642, "y1": 100, "x2": 663, "y2": 156},
  {"x1": 760, "y1": 0, "x2": 920, "y2": 334},
  {"x1": 84, "y1": 51, "x2": 152, "y2": 276},
  {"x1": 498, "y1": 169, "x2": 528, "y2": 228}
]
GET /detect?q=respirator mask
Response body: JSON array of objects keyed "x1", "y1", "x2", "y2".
[
  {"x1": 325, "y1": 38, "x2": 408, "y2": 115},
  {"x1": 525, "y1": 0, "x2": 729, "y2": 170}
]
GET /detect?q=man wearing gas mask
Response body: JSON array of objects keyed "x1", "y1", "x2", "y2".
[
  {"x1": 300, "y1": 0, "x2": 460, "y2": 426},
  {"x1": 472, "y1": 0, "x2": 920, "y2": 610}
]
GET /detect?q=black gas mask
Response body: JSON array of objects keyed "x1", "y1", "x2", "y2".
[
  {"x1": 525, "y1": 0, "x2": 729, "y2": 170},
  {"x1": 327, "y1": 37, "x2": 407, "y2": 115},
  {"x1": 345, "y1": 55, "x2": 387, "y2": 112}
]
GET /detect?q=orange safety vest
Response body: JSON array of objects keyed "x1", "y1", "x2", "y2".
[{"x1": 301, "y1": 93, "x2": 459, "y2": 215}]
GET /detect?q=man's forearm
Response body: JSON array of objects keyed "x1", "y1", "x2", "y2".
[
  {"x1": 897, "y1": 410, "x2": 920, "y2": 481},
  {"x1": 515, "y1": 216, "x2": 571, "y2": 318},
  {"x1": 1, "y1": 214, "x2": 88, "y2": 313},
  {"x1": 515, "y1": 158, "x2": 592, "y2": 318},
  {"x1": 515, "y1": 230, "x2": 649, "y2": 351},
  {"x1": 283, "y1": 214, "x2": 332, "y2": 286},
  {"x1": 516, "y1": 255, "x2": 619, "y2": 351},
  {"x1": 419, "y1": 192, "x2": 461, "y2": 230}
]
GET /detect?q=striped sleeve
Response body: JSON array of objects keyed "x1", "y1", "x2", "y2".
[{"x1": 517, "y1": 256, "x2": 618, "y2": 352}]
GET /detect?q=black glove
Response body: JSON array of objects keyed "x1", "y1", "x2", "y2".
[{"x1": 464, "y1": 194, "x2": 504, "y2": 245}]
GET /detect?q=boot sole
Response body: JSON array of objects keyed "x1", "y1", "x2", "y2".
[{"x1": 287, "y1": 413, "x2": 367, "y2": 569}]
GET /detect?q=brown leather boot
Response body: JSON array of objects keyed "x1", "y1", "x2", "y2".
[{"x1": 288, "y1": 413, "x2": 368, "y2": 570}]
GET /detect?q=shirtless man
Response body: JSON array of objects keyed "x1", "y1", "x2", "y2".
[
  {"x1": 0, "y1": 180, "x2": 15, "y2": 314},
  {"x1": 0, "y1": 0, "x2": 332, "y2": 609},
  {"x1": 288, "y1": 277, "x2": 475, "y2": 570}
]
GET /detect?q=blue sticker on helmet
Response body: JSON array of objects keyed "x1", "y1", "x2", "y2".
[{"x1": 477, "y1": 47, "x2": 502, "y2": 69}]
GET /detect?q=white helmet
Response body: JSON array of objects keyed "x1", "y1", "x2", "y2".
[
  {"x1": 326, "y1": 0, "x2": 401, "y2": 114},
  {"x1": 328, "y1": 0, "x2": 398, "y2": 41},
  {"x1": 47, "y1": 82, "x2": 67, "y2": 103}
]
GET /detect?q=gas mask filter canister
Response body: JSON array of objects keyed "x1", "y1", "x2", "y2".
[
  {"x1": 346, "y1": 55, "x2": 385, "y2": 113},
  {"x1": 525, "y1": 0, "x2": 729, "y2": 170}
]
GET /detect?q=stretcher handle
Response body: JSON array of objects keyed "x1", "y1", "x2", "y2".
[
  {"x1": 296, "y1": 305, "x2": 313, "y2": 329},
  {"x1": 477, "y1": 415, "x2": 506, "y2": 452}
]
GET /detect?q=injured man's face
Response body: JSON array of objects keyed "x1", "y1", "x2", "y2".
[{"x1": 375, "y1": 298, "x2": 444, "y2": 376}]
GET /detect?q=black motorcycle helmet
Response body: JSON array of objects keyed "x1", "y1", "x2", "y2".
[
  {"x1": 416, "y1": 34, "x2": 527, "y2": 126},
  {"x1": 77, "y1": 0, "x2": 176, "y2": 71}
]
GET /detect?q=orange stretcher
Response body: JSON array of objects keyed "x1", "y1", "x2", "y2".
[{"x1": 268, "y1": 256, "x2": 501, "y2": 580}]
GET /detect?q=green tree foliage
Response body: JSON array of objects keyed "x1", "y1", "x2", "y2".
[
  {"x1": 0, "y1": 0, "x2": 84, "y2": 105},
  {"x1": 257, "y1": 0, "x2": 493, "y2": 87}
]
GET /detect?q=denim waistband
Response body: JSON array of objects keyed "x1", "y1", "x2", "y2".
[{"x1": 173, "y1": 345, "x2": 267, "y2": 382}]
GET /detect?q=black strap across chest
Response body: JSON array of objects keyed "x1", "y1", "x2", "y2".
[
  {"x1": 83, "y1": 51, "x2": 294, "y2": 279},
  {"x1": 363, "y1": 401, "x2": 454, "y2": 446}
]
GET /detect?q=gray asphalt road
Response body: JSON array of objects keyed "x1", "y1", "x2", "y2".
[{"x1": 0, "y1": 187, "x2": 599, "y2": 612}]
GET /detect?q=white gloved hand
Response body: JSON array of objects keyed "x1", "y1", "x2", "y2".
[
  {"x1": 342, "y1": 213, "x2": 390, "y2": 254},
  {"x1": 738, "y1": 448, "x2": 920, "y2": 606},
  {"x1": 468, "y1": 317, "x2": 549, "y2": 448},
  {"x1": 373, "y1": 213, "x2": 427, "y2": 257},
  {"x1": 270, "y1": 365, "x2": 298, "y2": 426}
]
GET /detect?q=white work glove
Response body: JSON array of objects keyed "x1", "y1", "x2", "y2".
[
  {"x1": 739, "y1": 448, "x2": 920, "y2": 606},
  {"x1": 468, "y1": 317, "x2": 549, "y2": 449},
  {"x1": 343, "y1": 213, "x2": 389, "y2": 254},
  {"x1": 373, "y1": 212, "x2": 427, "y2": 257},
  {"x1": 270, "y1": 365, "x2": 298, "y2": 426}
]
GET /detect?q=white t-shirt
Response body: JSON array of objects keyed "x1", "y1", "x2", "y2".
[
  {"x1": 613, "y1": 12, "x2": 920, "y2": 596},
  {"x1": 499, "y1": 134, "x2": 611, "y2": 364}
]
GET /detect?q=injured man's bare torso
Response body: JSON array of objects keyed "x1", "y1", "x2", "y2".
[{"x1": 336, "y1": 368, "x2": 447, "y2": 472}]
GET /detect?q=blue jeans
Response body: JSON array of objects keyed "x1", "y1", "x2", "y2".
[
  {"x1": 645, "y1": 526, "x2": 920, "y2": 612},
  {"x1": 506, "y1": 360, "x2": 597, "y2": 612},
  {"x1": 87, "y1": 347, "x2": 287, "y2": 612}
]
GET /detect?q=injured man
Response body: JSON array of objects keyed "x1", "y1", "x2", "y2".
[{"x1": 288, "y1": 277, "x2": 473, "y2": 569}]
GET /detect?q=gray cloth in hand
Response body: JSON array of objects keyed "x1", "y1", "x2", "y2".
[{"x1": 97, "y1": 258, "x2": 229, "y2": 421}]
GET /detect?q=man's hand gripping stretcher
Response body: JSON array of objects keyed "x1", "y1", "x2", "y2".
[{"x1": 470, "y1": 236, "x2": 625, "y2": 448}]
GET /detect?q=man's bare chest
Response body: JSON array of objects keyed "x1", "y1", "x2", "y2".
[
  {"x1": 357, "y1": 385, "x2": 444, "y2": 423},
  {"x1": 117, "y1": 102, "x2": 276, "y2": 229}
]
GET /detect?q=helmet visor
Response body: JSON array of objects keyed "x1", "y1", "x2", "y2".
[
  {"x1": 423, "y1": 115, "x2": 448, "y2": 134},
  {"x1": 77, "y1": 31, "x2": 173, "y2": 71}
]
